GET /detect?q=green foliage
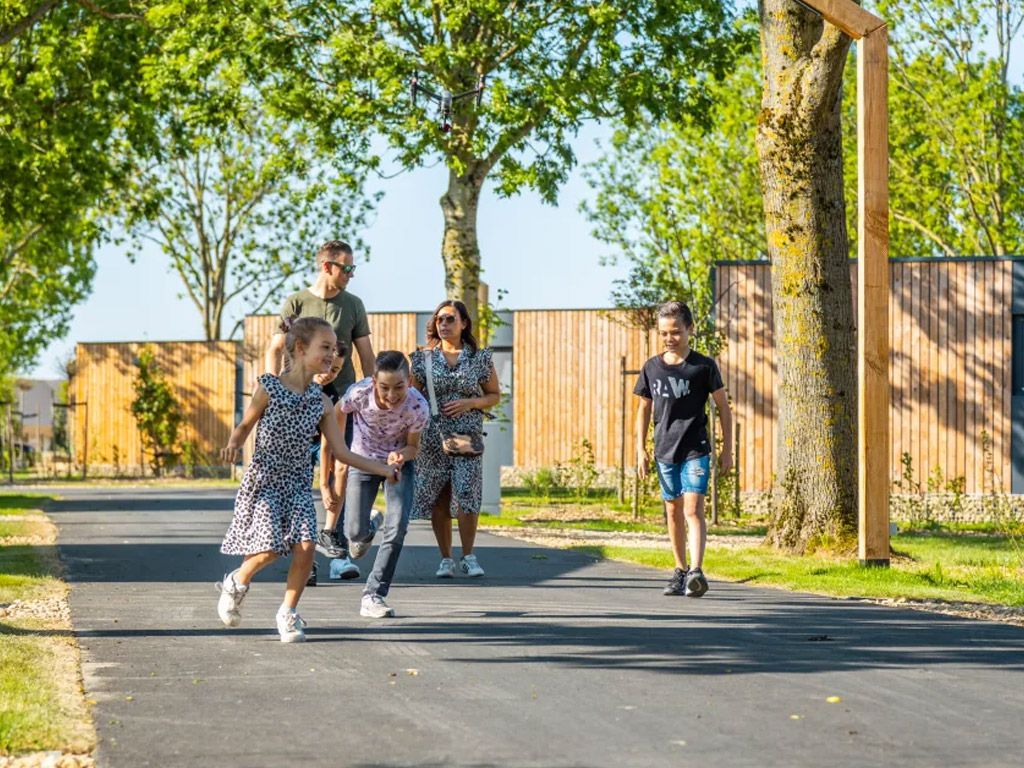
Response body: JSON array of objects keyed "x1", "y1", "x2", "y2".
[
  {"x1": 523, "y1": 467, "x2": 560, "y2": 503},
  {"x1": 582, "y1": 43, "x2": 762, "y2": 356},
  {"x1": 561, "y1": 439, "x2": 599, "y2": 504},
  {"x1": 144, "y1": 0, "x2": 745, "y2": 308},
  {"x1": 866, "y1": 0, "x2": 1024, "y2": 258},
  {"x1": 129, "y1": 347, "x2": 183, "y2": 477},
  {"x1": 0, "y1": 5, "x2": 155, "y2": 377},
  {"x1": 120, "y1": 99, "x2": 377, "y2": 340}
]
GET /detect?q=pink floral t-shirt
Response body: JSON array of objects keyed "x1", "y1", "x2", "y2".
[{"x1": 340, "y1": 378, "x2": 430, "y2": 462}]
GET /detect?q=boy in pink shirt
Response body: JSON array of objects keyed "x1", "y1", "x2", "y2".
[{"x1": 333, "y1": 351, "x2": 429, "y2": 617}]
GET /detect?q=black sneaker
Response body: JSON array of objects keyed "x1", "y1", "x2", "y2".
[
  {"x1": 316, "y1": 528, "x2": 347, "y2": 559},
  {"x1": 663, "y1": 567, "x2": 688, "y2": 596},
  {"x1": 685, "y1": 567, "x2": 709, "y2": 598},
  {"x1": 306, "y1": 560, "x2": 318, "y2": 587}
]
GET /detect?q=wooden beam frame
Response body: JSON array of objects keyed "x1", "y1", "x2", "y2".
[{"x1": 799, "y1": 0, "x2": 890, "y2": 565}]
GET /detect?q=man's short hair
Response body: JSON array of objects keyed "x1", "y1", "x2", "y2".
[
  {"x1": 657, "y1": 300, "x2": 694, "y2": 328},
  {"x1": 316, "y1": 240, "x2": 353, "y2": 267}
]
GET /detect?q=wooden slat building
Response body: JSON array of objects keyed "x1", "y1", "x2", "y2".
[{"x1": 716, "y1": 258, "x2": 1018, "y2": 494}]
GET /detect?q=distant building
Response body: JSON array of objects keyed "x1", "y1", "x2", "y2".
[{"x1": 15, "y1": 379, "x2": 63, "y2": 452}]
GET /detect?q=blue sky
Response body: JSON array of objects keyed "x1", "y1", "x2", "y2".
[
  {"x1": 28, "y1": 122, "x2": 625, "y2": 378},
  {"x1": 26, "y1": 8, "x2": 1024, "y2": 378}
]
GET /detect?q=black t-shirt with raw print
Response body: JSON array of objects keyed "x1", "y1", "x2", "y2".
[{"x1": 633, "y1": 351, "x2": 724, "y2": 464}]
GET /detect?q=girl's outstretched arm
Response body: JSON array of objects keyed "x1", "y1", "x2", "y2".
[
  {"x1": 221, "y1": 385, "x2": 270, "y2": 463},
  {"x1": 319, "y1": 394, "x2": 398, "y2": 481}
]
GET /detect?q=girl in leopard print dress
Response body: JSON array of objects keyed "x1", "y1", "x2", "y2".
[{"x1": 216, "y1": 316, "x2": 397, "y2": 643}]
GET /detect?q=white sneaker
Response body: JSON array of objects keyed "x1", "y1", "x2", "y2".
[
  {"x1": 349, "y1": 510, "x2": 384, "y2": 560},
  {"x1": 460, "y1": 554, "x2": 485, "y2": 578},
  {"x1": 276, "y1": 610, "x2": 307, "y2": 643},
  {"x1": 435, "y1": 557, "x2": 455, "y2": 578},
  {"x1": 360, "y1": 594, "x2": 395, "y2": 618},
  {"x1": 215, "y1": 570, "x2": 248, "y2": 627},
  {"x1": 329, "y1": 557, "x2": 361, "y2": 580}
]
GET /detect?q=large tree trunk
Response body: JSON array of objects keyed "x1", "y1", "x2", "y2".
[
  {"x1": 439, "y1": 163, "x2": 486, "y2": 325},
  {"x1": 757, "y1": 1, "x2": 858, "y2": 552}
]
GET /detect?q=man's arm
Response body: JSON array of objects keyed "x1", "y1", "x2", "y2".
[
  {"x1": 353, "y1": 335, "x2": 375, "y2": 379},
  {"x1": 265, "y1": 333, "x2": 286, "y2": 376}
]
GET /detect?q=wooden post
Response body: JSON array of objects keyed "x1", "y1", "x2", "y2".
[
  {"x1": 82, "y1": 401, "x2": 89, "y2": 480},
  {"x1": 710, "y1": 400, "x2": 718, "y2": 525},
  {"x1": 856, "y1": 25, "x2": 890, "y2": 565},
  {"x1": 5, "y1": 404, "x2": 13, "y2": 484},
  {"x1": 619, "y1": 356, "x2": 626, "y2": 505},
  {"x1": 734, "y1": 421, "x2": 741, "y2": 517},
  {"x1": 794, "y1": 0, "x2": 890, "y2": 565}
]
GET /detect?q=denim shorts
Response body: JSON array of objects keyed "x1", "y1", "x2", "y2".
[{"x1": 655, "y1": 455, "x2": 711, "y2": 500}]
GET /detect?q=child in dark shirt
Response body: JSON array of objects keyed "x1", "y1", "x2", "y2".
[{"x1": 634, "y1": 301, "x2": 734, "y2": 597}]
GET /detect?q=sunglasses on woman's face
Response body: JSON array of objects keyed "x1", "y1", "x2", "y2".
[
  {"x1": 436, "y1": 314, "x2": 459, "y2": 326},
  {"x1": 327, "y1": 262, "x2": 356, "y2": 275}
]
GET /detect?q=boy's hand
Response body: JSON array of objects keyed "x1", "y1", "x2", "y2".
[
  {"x1": 718, "y1": 450, "x2": 734, "y2": 476},
  {"x1": 385, "y1": 462, "x2": 401, "y2": 484},
  {"x1": 637, "y1": 449, "x2": 651, "y2": 481},
  {"x1": 387, "y1": 451, "x2": 406, "y2": 470},
  {"x1": 321, "y1": 484, "x2": 338, "y2": 510},
  {"x1": 220, "y1": 444, "x2": 241, "y2": 463}
]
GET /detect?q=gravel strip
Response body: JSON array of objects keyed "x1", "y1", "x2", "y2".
[
  {"x1": 0, "y1": 535, "x2": 48, "y2": 546},
  {"x1": 488, "y1": 526, "x2": 1024, "y2": 627},
  {"x1": 485, "y1": 525, "x2": 762, "y2": 551},
  {"x1": 0, "y1": 753, "x2": 94, "y2": 768},
  {"x1": 0, "y1": 597, "x2": 71, "y2": 623}
]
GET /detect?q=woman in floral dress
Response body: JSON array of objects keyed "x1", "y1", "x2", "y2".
[{"x1": 410, "y1": 300, "x2": 500, "y2": 578}]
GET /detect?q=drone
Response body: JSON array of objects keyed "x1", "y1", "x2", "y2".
[{"x1": 410, "y1": 72, "x2": 486, "y2": 132}]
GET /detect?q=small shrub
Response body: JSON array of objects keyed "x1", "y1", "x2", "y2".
[
  {"x1": 130, "y1": 346, "x2": 183, "y2": 478},
  {"x1": 562, "y1": 439, "x2": 599, "y2": 503},
  {"x1": 524, "y1": 467, "x2": 560, "y2": 502}
]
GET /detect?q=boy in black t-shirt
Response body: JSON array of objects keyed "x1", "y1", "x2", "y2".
[{"x1": 634, "y1": 301, "x2": 734, "y2": 597}]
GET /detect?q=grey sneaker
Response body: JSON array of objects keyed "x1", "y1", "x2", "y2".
[
  {"x1": 459, "y1": 554, "x2": 485, "y2": 578},
  {"x1": 349, "y1": 510, "x2": 384, "y2": 560},
  {"x1": 276, "y1": 610, "x2": 307, "y2": 643},
  {"x1": 360, "y1": 593, "x2": 395, "y2": 618},
  {"x1": 685, "y1": 567, "x2": 709, "y2": 597},
  {"x1": 435, "y1": 557, "x2": 455, "y2": 578},
  {"x1": 316, "y1": 528, "x2": 347, "y2": 559},
  {"x1": 663, "y1": 567, "x2": 687, "y2": 596},
  {"x1": 216, "y1": 570, "x2": 249, "y2": 627}
]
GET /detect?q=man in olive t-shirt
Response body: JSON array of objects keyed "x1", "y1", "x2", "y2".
[
  {"x1": 265, "y1": 240, "x2": 376, "y2": 577},
  {"x1": 266, "y1": 240, "x2": 374, "y2": 397}
]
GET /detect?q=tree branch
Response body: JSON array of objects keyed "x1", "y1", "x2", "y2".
[
  {"x1": 0, "y1": 0, "x2": 59, "y2": 47},
  {"x1": 74, "y1": 0, "x2": 145, "y2": 22}
]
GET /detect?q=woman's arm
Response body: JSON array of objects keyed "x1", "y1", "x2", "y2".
[
  {"x1": 441, "y1": 362, "x2": 501, "y2": 417},
  {"x1": 711, "y1": 387, "x2": 734, "y2": 475},
  {"x1": 221, "y1": 385, "x2": 270, "y2": 463},
  {"x1": 319, "y1": 395, "x2": 398, "y2": 481},
  {"x1": 635, "y1": 397, "x2": 653, "y2": 480}
]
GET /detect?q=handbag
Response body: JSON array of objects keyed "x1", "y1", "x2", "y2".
[{"x1": 423, "y1": 347, "x2": 485, "y2": 456}]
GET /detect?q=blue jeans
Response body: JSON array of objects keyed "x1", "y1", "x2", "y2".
[
  {"x1": 656, "y1": 455, "x2": 711, "y2": 500},
  {"x1": 311, "y1": 395, "x2": 355, "y2": 547},
  {"x1": 344, "y1": 461, "x2": 414, "y2": 597}
]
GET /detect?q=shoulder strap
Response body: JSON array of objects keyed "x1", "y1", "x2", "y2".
[{"x1": 423, "y1": 348, "x2": 440, "y2": 417}]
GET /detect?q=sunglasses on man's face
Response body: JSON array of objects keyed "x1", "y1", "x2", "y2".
[
  {"x1": 436, "y1": 314, "x2": 459, "y2": 326},
  {"x1": 327, "y1": 262, "x2": 356, "y2": 275}
]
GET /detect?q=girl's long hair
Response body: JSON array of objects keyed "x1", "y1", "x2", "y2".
[{"x1": 425, "y1": 300, "x2": 478, "y2": 354}]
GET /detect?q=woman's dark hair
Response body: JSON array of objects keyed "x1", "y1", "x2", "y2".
[
  {"x1": 374, "y1": 350, "x2": 410, "y2": 377},
  {"x1": 277, "y1": 315, "x2": 334, "y2": 356},
  {"x1": 656, "y1": 300, "x2": 694, "y2": 329},
  {"x1": 426, "y1": 300, "x2": 478, "y2": 353}
]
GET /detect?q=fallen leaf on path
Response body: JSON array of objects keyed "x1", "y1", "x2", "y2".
[
  {"x1": 531, "y1": 555, "x2": 548, "y2": 560},
  {"x1": 826, "y1": 696, "x2": 842, "y2": 703},
  {"x1": 406, "y1": 669, "x2": 419, "y2": 676},
  {"x1": 670, "y1": 740, "x2": 687, "y2": 746},
  {"x1": 124, "y1": 696, "x2": 133, "y2": 701},
  {"x1": 790, "y1": 715, "x2": 803, "y2": 720}
]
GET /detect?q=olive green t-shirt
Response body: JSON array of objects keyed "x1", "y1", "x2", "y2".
[{"x1": 279, "y1": 288, "x2": 371, "y2": 395}]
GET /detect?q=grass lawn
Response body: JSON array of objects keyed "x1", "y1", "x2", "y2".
[
  {"x1": 5, "y1": 475, "x2": 239, "y2": 488},
  {"x1": 486, "y1": 489, "x2": 1024, "y2": 607},
  {"x1": 0, "y1": 493, "x2": 94, "y2": 757}
]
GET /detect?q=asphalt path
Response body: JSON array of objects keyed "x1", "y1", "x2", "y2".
[{"x1": 43, "y1": 487, "x2": 1024, "y2": 768}]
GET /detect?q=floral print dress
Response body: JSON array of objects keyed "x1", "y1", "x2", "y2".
[
  {"x1": 410, "y1": 346, "x2": 494, "y2": 519},
  {"x1": 221, "y1": 374, "x2": 324, "y2": 556}
]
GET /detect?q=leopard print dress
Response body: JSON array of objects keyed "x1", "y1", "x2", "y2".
[
  {"x1": 221, "y1": 374, "x2": 324, "y2": 557},
  {"x1": 410, "y1": 346, "x2": 493, "y2": 519}
]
